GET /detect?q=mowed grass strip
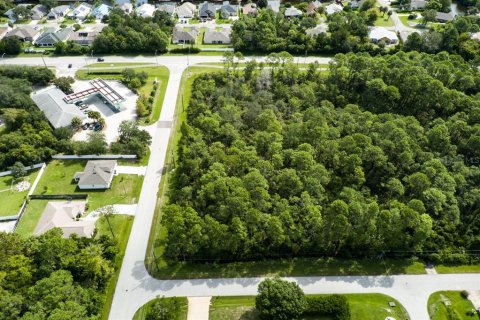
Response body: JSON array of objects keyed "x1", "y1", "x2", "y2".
[
  {"x1": 132, "y1": 297, "x2": 188, "y2": 320},
  {"x1": 209, "y1": 294, "x2": 409, "y2": 320}
]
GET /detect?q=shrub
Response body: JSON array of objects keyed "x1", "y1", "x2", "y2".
[
  {"x1": 169, "y1": 47, "x2": 200, "y2": 54},
  {"x1": 461, "y1": 290, "x2": 469, "y2": 299},
  {"x1": 305, "y1": 295, "x2": 350, "y2": 320},
  {"x1": 408, "y1": 13, "x2": 417, "y2": 19}
]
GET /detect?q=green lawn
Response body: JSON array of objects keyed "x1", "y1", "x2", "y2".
[
  {"x1": 374, "y1": 15, "x2": 395, "y2": 27},
  {"x1": 428, "y1": 291, "x2": 476, "y2": 320},
  {"x1": 34, "y1": 160, "x2": 143, "y2": 212},
  {"x1": 209, "y1": 294, "x2": 409, "y2": 320},
  {"x1": 398, "y1": 15, "x2": 424, "y2": 28},
  {"x1": 98, "y1": 215, "x2": 134, "y2": 320},
  {"x1": 435, "y1": 264, "x2": 480, "y2": 273},
  {"x1": 133, "y1": 297, "x2": 188, "y2": 320},
  {"x1": 15, "y1": 199, "x2": 50, "y2": 236},
  {"x1": 87, "y1": 62, "x2": 156, "y2": 68},
  {"x1": 0, "y1": 170, "x2": 39, "y2": 217},
  {"x1": 76, "y1": 65, "x2": 169, "y2": 124}
]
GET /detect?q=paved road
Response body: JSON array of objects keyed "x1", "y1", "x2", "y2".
[{"x1": 4, "y1": 55, "x2": 479, "y2": 320}]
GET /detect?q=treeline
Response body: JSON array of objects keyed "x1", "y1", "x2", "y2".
[
  {"x1": 232, "y1": 9, "x2": 377, "y2": 54},
  {"x1": 91, "y1": 9, "x2": 173, "y2": 54},
  {"x1": 0, "y1": 230, "x2": 118, "y2": 319},
  {"x1": 0, "y1": 66, "x2": 71, "y2": 170},
  {"x1": 405, "y1": 15, "x2": 480, "y2": 61},
  {"x1": 163, "y1": 51, "x2": 480, "y2": 262}
]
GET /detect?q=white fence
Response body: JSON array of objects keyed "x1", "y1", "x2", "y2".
[{"x1": 52, "y1": 155, "x2": 137, "y2": 160}]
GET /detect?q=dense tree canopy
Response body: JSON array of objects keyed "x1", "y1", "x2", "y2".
[
  {"x1": 92, "y1": 9, "x2": 173, "y2": 54},
  {"x1": 163, "y1": 51, "x2": 480, "y2": 262},
  {"x1": 0, "y1": 229, "x2": 118, "y2": 319}
]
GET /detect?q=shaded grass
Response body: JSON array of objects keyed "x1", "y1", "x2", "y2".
[
  {"x1": 0, "y1": 169, "x2": 39, "y2": 217},
  {"x1": 132, "y1": 297, "x2": 188, "y2": 320},
  {"x1": 428, "y1": 291, "x2": 476, "y2": 320},
  {"x1": 98, "y1": 215, "x2": 134, "y2": 320},
  {"x1": 14, "y1": 199, "x2": 50, "y2": 236},
  {"x1": 209, "y1": 294, "x2": 409, "y2": 320}
]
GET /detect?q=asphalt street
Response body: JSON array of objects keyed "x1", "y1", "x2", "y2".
[{"x1": 4, "y1": 55, "x2": 478, "y2": 320}]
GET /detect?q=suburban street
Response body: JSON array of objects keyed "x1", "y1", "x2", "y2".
[{"x1": 4, "y1": 55, "x2": 479, "y2": 320}]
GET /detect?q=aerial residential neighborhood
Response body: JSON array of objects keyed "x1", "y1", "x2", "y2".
[{"x1": 0, "y1": 0, "x2": 480, "y2": 319}]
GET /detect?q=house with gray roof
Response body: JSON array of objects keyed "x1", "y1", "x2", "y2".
[
  {"x1": 219, "y1": 1, "x2": 238, "y2": 19},
  {"x1": 435, "y1": 11, "x2": 454, "y2": 22},
  {"x1": 31, "y1": 4, "x2": 48, "y2": 20},
  {"x1": 69, "y1": 29, "x2": 101, "y2": 46},
  {"x1": 74, "y1": 160, "x2": 117, "y2": 190},
  {"x1": 199, "y1": 2, "x2": 216, "y2": 20},
  {"x1": 157, "y1": 3, "x2": 176, "y2": 16},
  {"x1": 242, "y1": 3, "x2": 258, "y2": 16},
  {"x1": 409, "y1": 0, "x2": 426, "y2": 10},
  {"x1": 68, "y1": 3, "x2": 92, "y2": 20},
  {"x1": 204, "y1": 27, "x2": 231, "y2": 44},
  {"x1": 6, "y1": 25, "x2": 42, "y2": 42},
  {"x1": 306, "y1": 24, "x2": 327, "y2": 36},
  {"x1": 34, "y1": 201, "x2": 95, "y2": 238},
  {"x1": 0, "y1": 26, "x2": 11, "y2": 40},
  {"x1": 172, "y1": 25, "x2": 199, "y2": 44},
  {"x1": 35, "y1": 27, "x2": 73, "y2": 47},
  {"x1": 31, "y1": 87, "x2": 86, "y2": 129},
  {"x1": 176, "y1": 2, "x2": 196, "y2": 18},
  {"x1": 48, "y1": 5, "x2": 71, "y2": 19}
]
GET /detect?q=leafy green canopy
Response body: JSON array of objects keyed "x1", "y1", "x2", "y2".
[
  {"x1": 0, "y1": 229, "x2": 118, "y2": 320},
  {"x1": 164, "y1": 51, "x2": 480, "y2": 261}
]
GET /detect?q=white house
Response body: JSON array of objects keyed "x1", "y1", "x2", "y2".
[
  {"x1": 325, "y1": 3, "x2": 343, "y2": 15},
  {"x1": 74, "y1": 160, "x2": 117, "y2": 190},
  {"x1": 68, "y1": 3, "x2": 92, "y2": 20},
  {"x1": 285, "y1": 6, "x2": 302, "y2": 17},
  {"x1": 136, "y1": 3, "x2": 156, "y2": 17},
  {"x1": 369, "y1": 27, "x2": 398, "y2": 44}
]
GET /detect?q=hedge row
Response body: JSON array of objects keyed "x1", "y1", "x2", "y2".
[{"x1": 305, "y1": 295, "x2": 350, "y2": 320}]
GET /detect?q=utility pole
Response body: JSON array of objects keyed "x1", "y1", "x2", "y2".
[
  {"x1": 41, "y1": 56, "x2": 47, "y2": 68},
  {"x1": 155, "y1": 49, "x2": 158, "y2": 66},
  {"x1": 1, "y1": 53, "x2": 5, "y2": 65}
]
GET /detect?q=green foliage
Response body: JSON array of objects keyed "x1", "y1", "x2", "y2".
[
  {"x1": 255, "y1": 277, "x2": 307, "y2": 320},
  {"x1": 55, "y1": 40, "x2": 89, "y2": 55},
  {"x1": 0, "y1": 230, "x2": 118, "y2": 319},
  {"x1": 53, "y1": 76, "x2": 74, "y2": 93},
  {"x1": 9, "y1": 161, "x2": 26, "y2": 179},
  {"x1": 305, "y1": 295, "x2": 351, "y2": 320},
  {"x1": 0, "y1": 36, "x2": 21, "y2": 55},
  {"x1": 92, "y1": 9, "x2": 172, "y2": 54},
  {"x1": 122, "y1": 68, "x2": 148, "y2": 90},
  {"x1": 39, "y1": 0, "x2": 57, "y2": 10},
  {"x1": 145, "y1": 297, "x2": 185, "y2": 320},
  {"x1": 168, "y1": 47, "x2": 201, "y2": 54},
  {"x1": 111, "y1": 120, "x2": 152, "y2": 158},
  {"x1": 75, "y1": 132, "x2": 108, "y2": 155},
  {"x1": 163, "y1": 51, "x2": 480, "y2": 262}
]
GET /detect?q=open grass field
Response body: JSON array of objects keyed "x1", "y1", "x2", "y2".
[
  {"x1": 132, "y1": 297, "x2": 188, "y2": 320},
  {"x1": 98, "y1": 214, "x2": 134, "y2": 320},
  {"x1": 0, "y1": 169, "x2": 39, "y2": 217},
  {"x1": 428, "y1": 291, "x2": 476, "y2": 320},
  {"x1": 209, "y1": 294, "x2": 409, "y2": 320},
  {"x1": 34, "y1": 160, "x2": 143, "y2": 211},
  {"x1": 76, "y1": 65, "x2": 169, "y2": 124}
]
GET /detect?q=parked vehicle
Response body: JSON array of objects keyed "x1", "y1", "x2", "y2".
[
  {"x1": 68, "y1": 64, "x2": 72, "y2": 68},
  {"x1": 75, "y1": 100, "x2": 83, "y2": 106},
  {"x1": 82, "y1": 123, "x2": 89, "y2": 130},
  {"x1": 83, "y1": 109, "x2": 90, "y2": 114},
  {"x1": 80, "y1": 105, "x2": 88, "y2": 110},
  {"x1": 88, "y1": 123, "x2": 95, "y2": 130},
  {"x1": 93, "y1": 123, "x2": 102, "y2": 131},
  {"x1": 97, "y1": 58, "x2": 104, "y2": 62}
]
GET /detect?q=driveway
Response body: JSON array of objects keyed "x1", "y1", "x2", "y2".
[
  {"x1": 187, "y1": 297, "x2": 211, "y2": 320},
  {"x1": 115, "y1": 166, "x2": 146, "y2": 176}
]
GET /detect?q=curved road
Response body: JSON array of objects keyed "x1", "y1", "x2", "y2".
[{"x1": 4, "y1": 56, "x2": 478, "y2": 320}]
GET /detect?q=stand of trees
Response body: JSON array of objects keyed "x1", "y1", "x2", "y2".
[
  {"x1": 0, "y1": 66, "x2": 73, "y2": 170},
  {"x1": 92, "y1": 9, "x2": 173, "y2": 54},
  {"x1": 0, "y1": 229, "x2": 118, "y2": 319},
  {"x1": 405, "y1": 16, "x2": 480, "y2": 61},
  {"x1": 163, "y1": 51, "x2": 480, "y2": 263}
]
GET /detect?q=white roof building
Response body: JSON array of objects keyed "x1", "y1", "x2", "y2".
[
  {"x1": 34, "y1": 201, "x2": 95, "y2": 238},
  {"x1": 306, "y1": 24, "x2": 327, "y2": 36},
  {"x1": 267, "y1": 0, "x2": 280, "y2": 12},
  {"x1": 285, "y1": 6, "x2": 302, "y2": 17},
  {"x1": 325, "y1": 3, "x2": 343, "y2": 15},
  {"x1": 68, "y1": 3, "x2": 92, "y2": 20},
  {"x1": 369, "y1": 27, "x2": 398, "y2": 44},
  {"x1": 136, "y1": 3, "x2": 156, "y2": 17},
  {"x1": 31, "y1": 87, "x2": 87, "y2": 129}
]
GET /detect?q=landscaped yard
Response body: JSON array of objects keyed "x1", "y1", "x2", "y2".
[
  {"x1": 209, "y1": 294, "x2": 409, "y2": 320},
  {"x1": 374, "y1": 15, "x2": 395, "y2": 27},
  {"x1": 133, "y1": 297, "x2": 188, "y2": 320},
  {"x1": 34, "y1": 160, "x2": 143, "y2": 211},
  {"x1": 428, "y1": 291, "x2": 476, "y2": 320},
  {"x1": 76, "y1": 65, "x2": 169, "y2": 123},
  {"x1": 398, "y1": 14, "x2": 423, "y2": 28},
  {"x1": 0, "y1": 169, "x2": 39, "y2": 217}
]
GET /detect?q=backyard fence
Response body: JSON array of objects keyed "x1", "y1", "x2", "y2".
[
  {"x1": 29, "y1": 194, "x2": 89, "y2": 200},
  {"x1": 0, "y1": 163, "x2": 45, "y2": 177},
  {"x1": 52, "y1": 155, "x2": 137, "y2": 160}
]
